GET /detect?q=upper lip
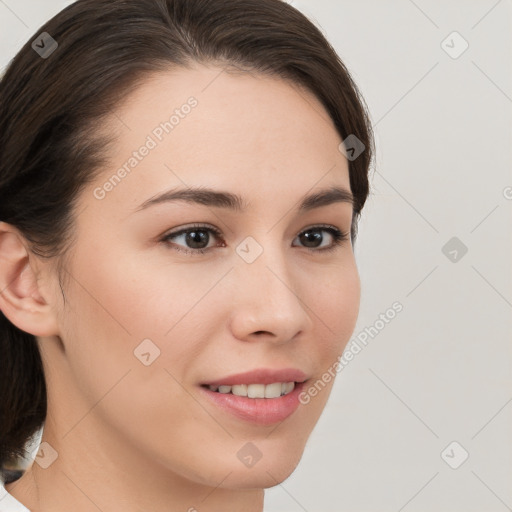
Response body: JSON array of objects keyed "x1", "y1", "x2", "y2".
[{"x1": 203, "y1": 368, "x2": 308, "y2": 387}]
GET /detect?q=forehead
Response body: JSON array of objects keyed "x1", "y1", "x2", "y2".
[{"x1": 83, "y1": 64, "x2": 350, "y2": 215}]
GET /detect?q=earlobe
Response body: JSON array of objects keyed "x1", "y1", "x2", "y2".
[{"x1": 0, "y1": 222, "x2": 60, "y2": 337}]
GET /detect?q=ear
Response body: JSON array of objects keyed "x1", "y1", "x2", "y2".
[{"x1": 0, "y1": 221, "x2": 60, "y2": 337}]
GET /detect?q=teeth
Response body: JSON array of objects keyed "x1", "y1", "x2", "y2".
[
  {"x1": 248, "y1": 383, "x2": 265, "y2": 398},
  {"x1": 282, "y1": 382, "x2": 294, "y2": 395},
  {"x1": 232, "y1": 384, "x2": 248, "y2": 396},
  {"x1": 207, "y1": 382, "x2": 296, "y2": 398},
  {"x1": 264, "y1": 382, "x2": 282, "y2": 398}
]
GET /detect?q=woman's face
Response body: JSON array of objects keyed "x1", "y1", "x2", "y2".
[{"x1": 41, "y1": 64, "x2": 360, "y2": 490}]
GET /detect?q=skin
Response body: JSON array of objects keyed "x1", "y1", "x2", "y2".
[{"x1": 0, "y1": 63, "x2": 360, "y2": 512}]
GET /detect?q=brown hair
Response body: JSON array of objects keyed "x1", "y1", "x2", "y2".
[{"x1": 0, "y1": 0, "x2": 374, "y2": 476}]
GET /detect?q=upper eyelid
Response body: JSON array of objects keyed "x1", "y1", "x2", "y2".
[{"x1": 166, "y1": 223, "x2": 220, "y2": 234}]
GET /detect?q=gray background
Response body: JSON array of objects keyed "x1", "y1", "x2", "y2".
[{"x1": 1, "y1": 1, "x2": 511, "y2": 511}]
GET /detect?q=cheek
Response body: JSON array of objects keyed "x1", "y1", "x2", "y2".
[
  {"x1": 59, "y1": 243, "x2": 223, "y2": 394},
  {"x1": 310, "y1": 261, "x2": 361, "y2": 357},
  {"x1": 64, "y1": 241, "x2": 201, "y2": 340},
  {"x1": 57, "y1": 251, "x2": 225, "y2": 467},
  {"x1": 55, "y1": 246, "x2": 162, "y2": 404}
]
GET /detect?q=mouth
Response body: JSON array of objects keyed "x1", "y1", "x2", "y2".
[{"x1": 198, "y1": 367, "x2": 309, "y2": 425}]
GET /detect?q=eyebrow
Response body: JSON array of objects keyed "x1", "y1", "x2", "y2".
[{"x1": 134, "y1": 185, "x2": 354, "y2": 213}]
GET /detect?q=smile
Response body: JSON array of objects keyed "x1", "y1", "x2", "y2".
[{"x1": 205, "y1": 382, "x2": 296, "y2": 398}]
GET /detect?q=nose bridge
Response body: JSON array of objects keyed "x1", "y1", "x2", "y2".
[{"x1": 228, "y1": 232, "x2": 312, "y2": 341}]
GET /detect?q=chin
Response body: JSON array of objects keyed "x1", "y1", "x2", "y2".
[
  {"x1": 222, "y1": 463, "x2": 301, "y2": 490},
  {"x1": 219, "y1": 443, "x2": 305, "y2": 490}
]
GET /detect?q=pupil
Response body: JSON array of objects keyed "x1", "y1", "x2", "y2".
[
  {"x1": 187, "y1": 230, "x2": 208, "y2": 248},
  {"x1": 301, "y1": 230, "x2": 321, "y2": 247}
]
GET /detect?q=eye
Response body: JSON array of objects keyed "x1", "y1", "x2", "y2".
[
  {"x1": 160, "y1": 223, "x2": 349, "y2": 256},
  {"x1": 292, "y1": 225, "x2": 349, "y2": 253},
  {"x1": 160, "y1": 224, "x2": 223, "y2": 255}
]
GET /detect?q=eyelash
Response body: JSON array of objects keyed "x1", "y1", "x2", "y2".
[{"x1": 160, "y1": 223, "x2": 349, "y2": 256}]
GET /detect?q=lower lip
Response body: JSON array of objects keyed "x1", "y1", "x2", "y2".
[{"x1": 198, "y1": 381, "x2": 306, "y2": 426}]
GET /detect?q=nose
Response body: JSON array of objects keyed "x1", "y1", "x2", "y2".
[{"x1": 228, "y1": 240, "x2": 313, "y2": 344}]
